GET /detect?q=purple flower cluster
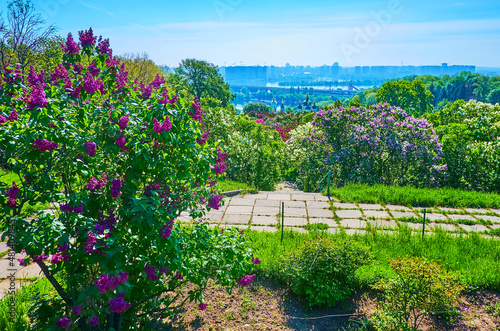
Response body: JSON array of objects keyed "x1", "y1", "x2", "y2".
[
  {"x1": 89, "y1": 315, "x2": 99, "y2": 326},
  {"x1": 208, "y1": 194, "x2": 223, "y2": 210},
  {"x1": 159, "y1": 89, "x2": 179, "y2": 105},
  {"x1": 110, "y1": 179, "x2": 122, "y2": 198},
  {"x1": 94, "y1": 272, "x2": 128, "y2": 294},
  {"x1": 7, "y1": 109, "x2": 18, "y2": 122},
  {"x1": 84, "y1": 231, "x2": 97, "y2": 254},
  {"x1": 98, "y1": 38, "x2": 112, "y2": 55},
  {"x1": 50, "y1": 64, "x2": 69, "y2": 85},
  {"x1": 252, "y1": 257, "x2": 261, "y2": 265},
  {"x1": 94, "y1": 209, "x2": 117, "y2": 234},
  {"x1": 56, "y1": 317, "x2": 72, "y2": 329},
  {"x1": 153, "y1": 116, "x2": 172, "y2": 133},
  {"x1": 198, "y1": 303, "x2": 207, "y2": 311},
  {"x1": 83, "y1": 72, "x2": 103, "y2": 94},
  {"x1": 79, "y1": 28, "x2": 96, "y2": 46},
  {"x1": 144, "y1": 265, "x2": 159, "y2": 281},
  {"x1": 60, "y1": 203, "x2": 83, "y2": 213},
  {"x1": 140, "y1": 82, "x2": 153, "y2": 100},
  {"x1": 51, "y1": 252, "x2": 70, "y2": 264},
  {"x1": 32, "y1": 253, "x2": 48, "y2": 263},
  {"x1": 115, "y1": 134, "x2": 126, "y2": 150},
  {"x1": 108, "y1": 292, "x2": 131, "y2": 313},
  {"x1": 115, "y1": 64, "x2": 128, "y2": 92},
  {"x1": 32, "y1": 139, "x2": 58, "y2": 152},
  {"x1": 196, "y1": 129, "x2": 210, "y2": 145},
  {"x1": 26, "y1": 83, "x2": 48, "y2": 110},
  {"x1": 27, "y1": 66, "x2": 45, "y2": 87},
  {"x1": 237, "y1": 274, "x2": 256, "y2": 287},
  {"x1": 72, "y1": 305, "x2": 83, "y2": 316},
  {"x1": 86, "y1": 173, "x2": 107, "y2": 191},
  {"x1": 87, "y1": 61, "x2": 100, "y2": 76},
  {"x1": 150, "y1": 74, "x2": 166, "y2": 88},
  {"x1": 213, "y1": 150, "x2": 228, "y2": 175},
  {"x1": 161, "y1": 220, "x2": 175, "y2": 239},
  {"x1": 6, "y1": 182, "x2": 19, "y2": 208},
  {"x1": 62, "y1": 33, "x2": 79, "y2": 54},
  {"x1": 83, "y1": 141, "x2": 97, "y2": 157},
  {"x1": 190, "y1": 97, "x2": 203, "y2": 121},
  {"x1": 118, "y1": 115, "x2": 129, "y2": 130}
]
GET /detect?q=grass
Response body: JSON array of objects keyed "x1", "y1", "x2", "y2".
[
  {"x1": 217, "y1": 180, "x2": 257, "y2": 193},
  {"x1": 246, "y1": 227, "x2": 500, "y2": 291},
  {"x1": 324, "y1": 183, "x2": 500, "y2": 208}
]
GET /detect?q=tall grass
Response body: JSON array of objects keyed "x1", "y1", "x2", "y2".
[
  {"x1": 246, "y1": 227, "x2": 500, "y2": 290},
  {"x1": 325, "y1": 183, "x2": 500, "y2": 208}
]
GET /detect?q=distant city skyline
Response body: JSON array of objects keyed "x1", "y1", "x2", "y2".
[{"x1": 21, "y1": 0, "x2": 500, "y2": 68}]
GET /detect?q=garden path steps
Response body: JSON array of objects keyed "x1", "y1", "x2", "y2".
[{"x1": 1, "y1": 189, "x2": 500, "y2": 299}]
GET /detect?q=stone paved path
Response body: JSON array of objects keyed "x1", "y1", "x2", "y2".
[{"x1": 2, "y1": 190, "x2": 499, "y2": 299}]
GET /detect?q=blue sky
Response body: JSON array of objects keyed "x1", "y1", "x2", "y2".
[{"x1": 16, "y1": 0, "x2": 500, "y2": 67}]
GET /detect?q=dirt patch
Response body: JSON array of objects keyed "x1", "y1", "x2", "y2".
[{"x1": 156, "y1": 280, "x2": 499, "y2": 330}]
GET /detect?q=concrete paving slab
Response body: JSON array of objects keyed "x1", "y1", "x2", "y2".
[
  {"x1": 0, "y1": 279, "x2": 27, "y2": 300},
  {"x1": 459, "y1": 224, "x2": 490, "y2": 232},
  {"x1": 422, "y1": 213, "x2": 448, "y2": 221},
  {"x1": 15, "y1": 264, "x2": 42, "y2": 279},
  {"x1": 267, "y1": 194, "x2": 291, "y2": 201},
  {"x1": 363, "y1": 210, "x2": 390, "y2": 219},
  {"x1": 0, "y1": 242, "x2": 9, "y2": 254},
  {"x1": 391, "y1": 211, "x2": 418, "y2": 219},
  {"x1": 229, "y1": 198, "x2": 255, "y2": 206},
  {"x1": 437, "y1": 207, "x2": 463, "y2": 213},
  {"x1": 315, "y1": 195, "x2": 331, "y2": 202},
  {"x1": 225, "y1": 206, "x2": 253, "y2": 215},
  {"x1": 291, "y1": 194, "x2": 316, "y2": 201},
  {"x1": 308, "y1": 208, "x2": 334, "y2": 218},
  {"x1": 252, "y1": 216, "x2": 278, "y2": 226},
  {"x1": 206, "y1": 212, "x2": 224, "y2": 223},
  {"x1": 491, "y1": 224, "x2": 500, "y2": 230},
  {"x1": 369, "y1": 220, "x2": 398, "y2": 228},
  {"x1": 255, "y1": 200, "x2": 281, "y2": 208},
  {"x1": 358, "y1": 203, "x2": 383, "y2": 210},
  {"x1": 464, "y1": 208, "x2": 491, "y2": 214},
  {"x1": 447, "y1": 214, "x2": 476, "y2": 221},
  {"x1": 250, "y1": 226, "x2": 277, "y2": 232},
  {"x1": 489, "y1": 209, "x2": 500, "y2": 215},
  {"x1": 283, "y1": 208, "x2": 307, "y2": 218},
  {"x1": 0, "y1": 259, "x2": 20, "y2": 278},
  {"x1": 343, "y1": 229, "x2": 366, "y2": 235},
  {"x1": 428, "y1": 223, "x2": 458, "y2": 232},
  {"x1": 327, "y1": 228, "x2": 339, "y2": 235},
  {"x1": 400, "y1": 222, "x2": 423, "y2": 230},
  {"x1": 340, "y1": 219, "x2": 366, "y2": 228},
  {"x1": 242, "y1": 194, "x2": 267, "y2": 200},
  {"x1": 309, "y1": 218, "x2": 337, "y2": 227},
  {"x1": 284, "y1": 200, "x2": 306, "y2": 208},
  {"x1": 335, "y1": 209, "x2": 363, "y2": 219},
  {"x1": 333, "y1": 202, "x2": 358, "y2": 209},
  {"x1": 306, "y1": 201, "x2": 330, "y2": 209},
  {"x1": 176, "y1": 215, "x2": 192, "y2": 223},
  {"x1": 221, "y1": 214, "x2": 251, "y2": 224},
  {"x1": 475, "y1": 215, "x2": 500, "y2": 223},
  {"x1": 385, "y1": 204, "x2": 412, "y2": 211},
  {"x1": 282, "y1": 217, "x2": 307, "y2": 226},
  {"x1": 253, "y1": 206, "x2": 280, "y2": 216}
]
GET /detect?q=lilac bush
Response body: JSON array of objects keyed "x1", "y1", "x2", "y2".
[
  {"x1": 0, "y1": 29, "x2": 256, "y2": 330},
  {"x1": 298, "y1": 103, "x2": 445, "y2": 190}
]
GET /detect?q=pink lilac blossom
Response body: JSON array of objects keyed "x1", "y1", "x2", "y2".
[
  {"x1": 79, "y1": 28, "x2": 96, "y2": 46},
  {"x1": 26, "y1": 84, "x2": 48, "y2": 110},
  {"x1": 62, "y1": 33, "x2": 79, "y2": 54},
  {"x1": 0, "y1": 115, "x2": 6, "y2": 124},
  {"x1": 118, "y1": 115, "x2": 129, "y2": 130},
  {"x1": 190, "y1": 97, "x2": 203, "y2": 121},
  {"x1": 17, "y1": 258, "x2": 25, "y2": 266},
  {"x1": 51, "y1": 252, "x2": 69, "y2": 264},
  {"x1": 196, "y1": 129, "x2": 210, "y2": 145},
  {"x1": 150, "y1": 74, "x2": 165, "y2": 88},
  {"x1": 153, "y1": 116, "x2": 172, "y2": 133},
  {"x1": 115, "y1": 134, "x2": 126, "y2": 149},
  {"x1": 94, "y1": 273, "x2": 126, "y2": 294}
]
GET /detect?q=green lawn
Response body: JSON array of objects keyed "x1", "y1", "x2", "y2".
[
  {"x1": 217, "y1": 180, "x2": 257, "y2": 193},
  {"x1": 324, "y1": 183, "x2": 500, "y2": 208}
]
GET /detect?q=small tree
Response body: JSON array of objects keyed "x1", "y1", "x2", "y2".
[{"x1": 376, "y1": 80, "x2": 434, "y2": 117}]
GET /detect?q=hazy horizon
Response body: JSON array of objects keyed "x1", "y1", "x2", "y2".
[{"x1": 19, "y1": 0, "x2": 500, "y2": 68}]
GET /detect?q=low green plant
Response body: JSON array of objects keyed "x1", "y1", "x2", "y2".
[
  {"x1": 303, "y1": 222, "x2": 329, "y2": 231},
  {"x1": 275, "y1": 238, "x2": 371, "y2": 307},
  {"x1": 371, "y1": 256, "x2": 464, "y2": 330}
]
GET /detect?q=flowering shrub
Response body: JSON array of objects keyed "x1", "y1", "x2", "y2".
[
  {"x1": 0, "y1": 29, "x2": 255, "y2": 330},
  {"x1": 426, "y1": 100, "x2": 500, "y2": 192},
  {"x1": 298, "y1": 103, "x2": 445, "y2": 191}
]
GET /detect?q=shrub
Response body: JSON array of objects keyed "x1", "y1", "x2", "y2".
[
  {"x1": 0, "y1": 29, "x2": 255, "y2": 330},
  {"x1": 275, "y1": 238, "x2": 371, "y2": 307},
  {"x1": 371, "y1": 256, "x2": 464, "y2": 330}
]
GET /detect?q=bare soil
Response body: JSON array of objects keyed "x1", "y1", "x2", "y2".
[{"x1": 158, "y1": 279, "x2": 500, "y2": 330}]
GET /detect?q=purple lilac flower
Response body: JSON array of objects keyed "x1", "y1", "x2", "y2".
[
  {"x1": 140, "y1": 82, "x2": 152, "y2": 99},
  {"x1": 7, "y1": 109, "x2": 18, "y2": 121},
  {"x1": 56, "y1": 317, "x2": 72, "y2": 329},
  {"x1": 176, "y1": 272, "x2": 184, "y2": 280},
  {"x1": 26, "y1": 84, "x2": 48, "y2": 110},
  {"x1": 196, "y1": 129, "x2": 210, "y2": 145},
  {"x1": 115, "y1": 134, "x2": 126, "y2": 149},
  {"x1": 252, "y1": 257, "x2": 261, "y2": 265},
  {"x1": 17, "y1": 258, "x2": 25, "y2": 266},
  {"x1": 117, "y1": 272, "x2": 128, "y2": 283},
  {"x1": 32, "y1": 253, "x2": 48, "y2": 263},
  {"x1": 108, "y1": 292, "x2": 131, "y2": 313},
  {"x1": 71, "y1": 305, "x2": 83, "y2": 316},
  {"x1": 95, "y1": 274, "x2": 121, "y2": 294},
  {"x1": 144, "y1": 266, "x2": 159, "y2": 281},
  {"x1": 32, "y1": 139, "x2": 58, "y2": 152},
  {"x1": 51, "y1": 252, "x2": 69, "y2": 264},
  {"x1": 0, "y1": 115, "x2": 6, "y2": 124},
  {"x1": 106, "y1": 55, "x2": 120, "y2": 68},
  {"x1": 87, "y1": 176, "x2": 99, "y2": 191},
  {"x1": 87, "y1": 61, "x2": 100, "y2": 76},
  {"x1": 118, "y1": 115, "x2": 129, "y2": 130},
  {"x1": 190, "y1": 97, "x2": 203, "y2": 121},
  {"x1": 78, "y1": 28, "x2": 96, "y2": 46},
  {"x1": 62, "y1": 33, "x2": 79, "y2": 54},
  {"x1": 208, "y1": 194, "x2": 223, "y2": 210},
  {"x1": 153, "y1": 116, "x2": 172, "y2": 133},
  {"x1": 85, "y1": 231, "x2": 97, "y2": 254},
  {"x1": 83, "y1": 72, "x2": 102, "y2": 94},
  {"x1": 238, "y1": 274, "x2": 256, "y2": 287},
  {"x1": 159, "y1": 266, "x2": 169, "y2": 274},
  {"x1": 214, "y1": 161, "x2": 227, "y2": 175},
  {"x1": 161, "y1": 220, "x2": 174, "y2": 239},
  {"x1": 50, "y1": 64, "x2": 69, "y2": 84},
  {"x1": 255, "y1": 118, "x2": 265, "y2": 125},
  {"x1": 6, "y1": 182, "x2": 18, "y2": 199},
  {"x1": 89, "y1": 315, "x2": 99, "y2": 326},
  {"x1": 110, "y1": 179, "x2": 122, "y2": 198},
  {"x1": 57, "y1": 243, "x2": 68, "y2": 252},
  {"x1": 115, "y1": 64, "x2": 128, "y2": 92},
  {"x1": 150, "y1": 74, "x2": 166, "y2": 88},
  {"x1": 98, "y1": 38, "x2": 112, "y2": 55},
  {"x1": 198, "y1": 303, "x2": 207, "y2": 311},
  {"x1": 159, "y1": 89, "x2": 179, "y2": 105}
]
